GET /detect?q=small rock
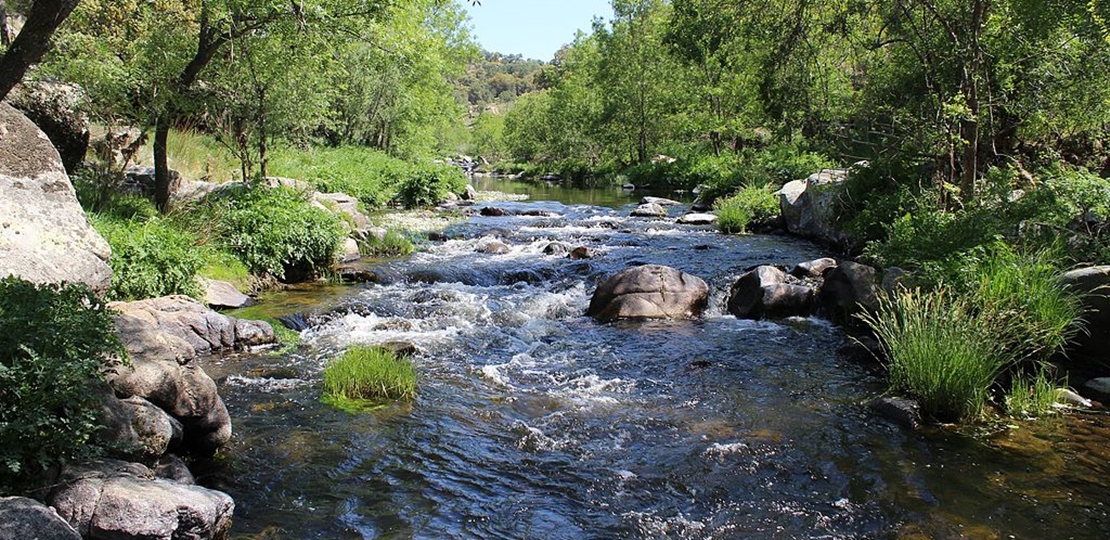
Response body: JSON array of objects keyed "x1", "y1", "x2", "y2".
[
  {"x1": 520, "y1": 209, "x2": 562, "y2": 217},
  {"x1": 868, "y1": 397, "x2": 921, "y2": 430},
  {"x1": 477, "y1": 239, "x2": 511, "y2": 255},
  {"x1": 819, "y1": 261, "x2": 880, "y2": 320},
  {"x1": 428, "y1": 232, "x2": 450, "y2": 242},
  {"x1": 335, "y1": 265, "x2": 380, "y2": 283},
  {"x1": 380, "y1": 341, "x2": 420, "y2": 357},
  {"x1": 790, "y1": 258, "x2": 838, "y2": 279},
  {"x1": 462, "y1": 184, "x2": 479, "y2": 201},
  {"x1": 543, "y1": 242, "x2": 570, "y2": 256},
  {"x1": 622, "y1": 183, "x2": 636, "y2": 190},
  {"x1": 340, "y1": 238, "x2": 361, "y2": 263},
  {"x1": 480, "y1": 207, "x2": 508, "y2": 217},
  {"x1": 630, "y1": 203, "x2": 667, "y2": 218},
  {"x1": 677, "y1": 213, "x2": 718, "y2": 225},
  {"x1": 201, "y1": 279, "x2": 252, "y2": 310},
  {"x1": 152, "y1": 455, "x2": 196, "y2": 485},
  {"x1": 641, "y1": 196, "x2": 681, "y2": 206},
  {"x1": 1057, "y1": 388, "x2": 1093, "y2": 409},
  {"x1": 569, "y1": 246, "x2": 594, "y2": 260}
]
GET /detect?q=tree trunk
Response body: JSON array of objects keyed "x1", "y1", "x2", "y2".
[
  {"x1": 0, "y1": 0, "x2": 81, "y2": 101},
  {"x1": 153, "y1": 117, "x2": 172, "y2": 213},
  {"x1": 958, "y1": 0, "x2": 991, "y2": 203}
]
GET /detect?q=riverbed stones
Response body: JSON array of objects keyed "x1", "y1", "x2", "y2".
[
  {"x1": 481, "y1": 206, "x2": 507, "y2": 217},
  {"x1": 48, "y1": 460, "x2": 234, "y2": 540},
  {"x1": 587, "y1": 265, "x2": 709, "y2": 321},
  {"x1": 641, "y1": 196, "x2": 681, "y2": 206},
  {"x1": 0, "y1": 497, "x2": 81, "y2": 540},
  {"x1": 477, "y1": 238, "x2": 511, "y2": 254},
  {"x1": 868, "y1": 397, "x2": 922, "y2": 430},
  {"x1": 569, "y1": 246, "x2": 595, "y2": 259},
  {"x1": 631, "y1": 203, "x2": 667, "y2": 218},
  {"x1": 727, "y1": 266, "x2": 816, "y2": 320},
  {"x1": 790, "y1": 257, "x2": 838, "y2": 279},
  {"x1": 0, "y1": 102, "x2": 113, "y2": 295},
  {"x1": 544, "y1": 242, "x2": 570, "y2": 256},
  {"x1": 677, "y1": 213, "x2": 718, "y2": 225},
  {"x1": 111, "y1": 295, "x2": 276, "y2": 355},
  {"x1": 818, "y1": 261, "x2": 881, "y2": 320},
  {"x1": 1080, "y1": 378, "x2": 1110, "y2": 404}
]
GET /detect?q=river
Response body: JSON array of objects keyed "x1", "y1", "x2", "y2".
[{"x1": 200, "y1": 179, "x2": 1110, "y2": 539}]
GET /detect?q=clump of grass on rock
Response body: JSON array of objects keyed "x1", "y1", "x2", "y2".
[
  {"x1": 714, "y1": 184, "x2": 779, "y2": 234},
  {"x1": 323, "y1": 346, "x2": 417, "y2": 410}
]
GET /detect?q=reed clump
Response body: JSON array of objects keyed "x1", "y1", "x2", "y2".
[{"x1": 323, "y1": 346, "x2": 417, "y2": 409}]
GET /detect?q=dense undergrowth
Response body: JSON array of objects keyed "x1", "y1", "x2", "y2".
[
  {"x1": 80, "y1": 131, "x2": 466, "y2": 301},
  {"x1": 0, "y1": 279, "x2": 125, "y2": 490}
]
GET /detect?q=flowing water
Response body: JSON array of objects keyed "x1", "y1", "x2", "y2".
[{"x1": 202, "y1": 181, "x2": 1110, "y2": 540}]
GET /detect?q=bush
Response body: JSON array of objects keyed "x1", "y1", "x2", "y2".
[
  {"x1": 395, "y1": 163, "x2": 467, "y2": 209},
  {"x1": 860, "y1": 287, "x2": 1008, "y2": 422},
  {"x1": 216, "y1": 187, "x2": 345, "y2": 282},
  {"x1": 0, "y1": 278, "x2": 126, "y2": 488},
  {"x1": 361, "y1": 229, "x2": 415, "y2": 258},
  {"x1": 92, "y1": 214, "x2": 204, "y2": 300},
  {"x1": 322, "y1": 346, "x2": 417, "y2": 409},
  {"x1": 714, "y1": 184, "x2": 780, "y2": 234}
]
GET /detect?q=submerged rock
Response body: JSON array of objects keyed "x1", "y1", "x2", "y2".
[
  {"x1": 543, "y1": 242, "x2": 570, "y2": 256},
  {"x1": 868, "y1": 397, "x2": 922, "y2": 430},
  {"x1": 587, "y1": 265, "x2": 709, "y2": 322},
  {"x1": 641, "y1": 196, "x2": 681, "y2": 206},
  {"x1": 0, "y1": 496, "x2": 81, "y2": 540}
]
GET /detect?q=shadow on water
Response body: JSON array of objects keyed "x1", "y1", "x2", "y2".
[{"x1": 198, "y1": 179, "x2": 1110, "y2": 540}]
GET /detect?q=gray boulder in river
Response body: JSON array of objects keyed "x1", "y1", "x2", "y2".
[
  {"x1": 1063, "y1": 265, "x2": 1110, "y2": 359},
  {"x1": 0, "y1": 102, "x2": 112, "y2": 295},
  {"x1": 0, "y1": 497, "x2": 81, "y2": 540},
  {"x1": 727, "y1": 265, "x2": 816, "y2": 320},
  {"x1": 777, "y1": 169, "x2": 856, "y2": 249},
  {"x1": 587, "y1": 265, "x2": 709, "y2": 321}
]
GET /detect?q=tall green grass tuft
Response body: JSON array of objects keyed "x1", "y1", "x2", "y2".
[
  {"x1": 861, "y1": 288, "x2": 1008, "y2": 422},
  {"x1": 322, "y1": 346, "x2": 417, "y2": 410},
  {"x1": 714, "y1": 184, "x2": 779, "y2": 234},
  {"x1": 1006, "y1": 368, "x2": 1063, "y2": 419},
  {"x1": 968, "y1": 247, "x2": 1083, "y2": 363}
]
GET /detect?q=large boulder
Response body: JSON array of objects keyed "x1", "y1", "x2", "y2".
[
  {"x1": 48, "y1": 460, "x2": 234, "y2": 540},
  {"x1": 122, "y1": 165, "x2": 182, "y2": 199},
  {"x1": 0, "y1": 102, "x2": 112, "y2": 295},
  {"x1": 727, "y1": 266, "x2": 816, "y2": 320},
  {"x1": 110, "y1": 295, "x2": 276, "y2": 355},
  {"x1": 777, "y1": 169, "x2": 855, "y2": 249},
  {"x1": 106, "y1": 300, "x2": 270, "y2": 455},
  {"x1": 0, "y1": 497, "x2": 82, "y2": 540},
  {"x1": 818, "y1": 261, "x2": 881, "y2": 321},
  {"x1": 587, "y1": 265, "x2": 709, "y2": 322},
  {"x1": 97, "y1": 386, "x2": 183, "y2": 461},
  {"x1": 1063, "y1": 266, "x2": 1110, "y2": 359},
  {"x1": 6, "y1": 81, "x2": 89, "y2": 174}
]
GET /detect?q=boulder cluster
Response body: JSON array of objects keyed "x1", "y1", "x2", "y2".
[{"x1": 1, "y1": 101, "x2": 277, "y2": 540}]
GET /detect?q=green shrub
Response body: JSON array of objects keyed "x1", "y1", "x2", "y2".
[
  {"x1": 714, "y1": 184, "x2": 779, "y2": 234},
  {"x1": 754, "y1": 141, "x2": 837, "y2": 184},
  {"x1": 395, "y1": 163, "x2": 467, "y2": 209},
  {"x1": 361, "y1": 229, "x2": 415, "y2": 258},
  {"x1": 198, "y1": 248, "x2": 254, "y2": 292},
  {"x1": 860, "y1": 287, "x2": 1008, "y2": 422},
  {"x1": 322, "y1": 346, "x2": 417, "y2": 409},
  {"x1": 92, "y1": 214, "x2": 204, "y2": 300},
  {"x1": 217, "y1": 187, "x2": 345, "y2": 282},
  {"x1": 0, "y1": 278, "x2": 126, "y2": 488}
]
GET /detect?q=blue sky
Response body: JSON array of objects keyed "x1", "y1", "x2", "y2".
[{"x1": 458, "y1": 0, "x2": 614, "y2": 62}]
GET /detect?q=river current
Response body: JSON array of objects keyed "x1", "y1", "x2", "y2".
[{"x1": 202, "y1": 181, "x2": 1110, "y2": 539}]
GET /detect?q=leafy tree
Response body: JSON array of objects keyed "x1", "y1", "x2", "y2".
[{"x1": 0, "y1": 0, "x2": 80, "y2": 101}]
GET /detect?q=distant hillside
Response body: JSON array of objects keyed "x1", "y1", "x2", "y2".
[{"x1": 454, "y1": 51, "x2": 548, "y2": 116}]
